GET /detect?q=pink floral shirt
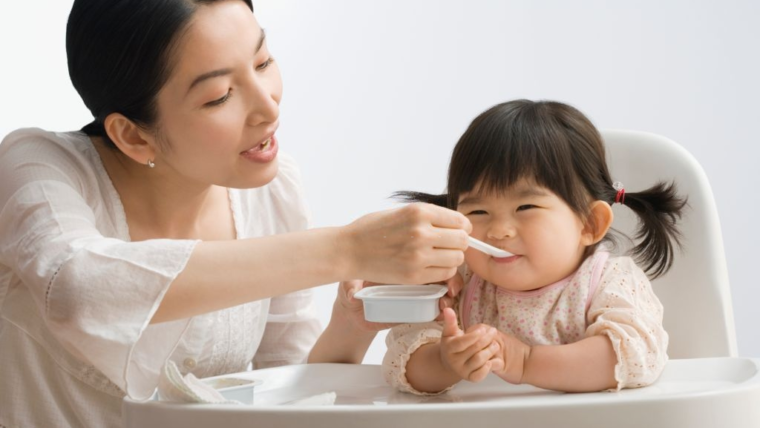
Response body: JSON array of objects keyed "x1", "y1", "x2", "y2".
[{"x1": 382, "y1": 250, "x2": 669, "y2": 394}]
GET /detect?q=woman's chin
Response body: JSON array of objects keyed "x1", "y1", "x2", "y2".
[{"x1": 229, "y1": 159, "x2": 279, "y2": 189}]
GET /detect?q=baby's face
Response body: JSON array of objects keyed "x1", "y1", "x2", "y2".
[{"x1": 457, "y1": 179, "x2": 589, "y2": 291}]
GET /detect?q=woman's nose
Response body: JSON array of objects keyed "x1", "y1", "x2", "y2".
[{"x1": 245, "y1": 75, "x2": 280, "y2": 127}]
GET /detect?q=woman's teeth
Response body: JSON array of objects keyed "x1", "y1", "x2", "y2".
[{"x1": 260, "y1": 138, "x2": 271, "y2": 150}]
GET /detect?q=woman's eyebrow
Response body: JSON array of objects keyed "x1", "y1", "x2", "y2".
[
  {"x1": 188, "y1": 68, "x2": 233, "y2": 92},
  {"x1": 187, "y1": 28, "x2": 267, "y2": 93}
]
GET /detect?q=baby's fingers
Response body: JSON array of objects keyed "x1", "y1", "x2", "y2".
[
  {"x1": 466, "y1": 341, "x2": 503, "y2": 382},
  {"x1": 449, "y1": 326, "x2": 498, "y2": 355},
  {"x1": 443, "y1": 329, "x2": 490, "y2": 354},
  {"x1": 467, "y1": 360, "x2": 494, "y2": 383},
  {"x1": 440, "y1": 308, "x2": 462, "y2": 338},
  {"x1": 489, "y1": 357, "x2": 505, "y2": 375},
  {"x1": 464, "y1": 340, "x2": 500, "y2": 372}
]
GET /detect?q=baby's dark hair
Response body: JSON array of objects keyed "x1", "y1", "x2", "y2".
[{"x1": 397, "y1": 100, "x2": 687, "y2": 278}]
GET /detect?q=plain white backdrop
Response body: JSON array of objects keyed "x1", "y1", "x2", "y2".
[{"x1": 1, "y1": 1, "x2": 758, "y2": 364}]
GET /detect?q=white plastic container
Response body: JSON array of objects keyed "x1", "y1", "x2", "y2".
[
  {"x1": 353, "y1": 285, "x2": 447, "y2": 323},
  {"x1": 202, "y1": 377, "x2": 262, "y2": 404}
]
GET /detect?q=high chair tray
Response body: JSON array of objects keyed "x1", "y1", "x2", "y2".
[{"x1": 123, "y1": 357, "x2": 760, "y2": 428}]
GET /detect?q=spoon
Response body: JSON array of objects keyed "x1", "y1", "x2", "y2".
[{"x1": 467, "y1": 236, "x2": 514, "y2": 258}]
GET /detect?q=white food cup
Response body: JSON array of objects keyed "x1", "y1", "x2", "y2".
[{"x1": 353, "y1": 285, "x2": 448, "y2": 323}]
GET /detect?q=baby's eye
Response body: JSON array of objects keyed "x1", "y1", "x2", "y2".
[
  {"x1": 516, "y1": 205, "x2": 536, "y2": 211},
  {"x1": 466, "y1": 210, "x2": 488, "y2": 216}
]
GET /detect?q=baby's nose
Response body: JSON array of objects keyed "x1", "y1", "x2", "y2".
[{"x1": 487, "y1": 221, "x2": 516, "y2": 240}]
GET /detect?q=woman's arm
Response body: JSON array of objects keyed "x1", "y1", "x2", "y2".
[
  {"x1": 153, "y1": 203, "x2": 470, "y2": 324},
  {"x1": 308, "y1": 306, "x2": 377, "y2": 364},
  {"x1": 153, "y1": 228, "x2": 345, "y2": 323},
  {"x1": 308, "y1": 280, "x2": 379, "y2": 363}
]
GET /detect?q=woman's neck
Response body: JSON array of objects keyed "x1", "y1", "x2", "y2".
[{"x1": 91, "y1": 137, "x2": 229, "y2": 241}]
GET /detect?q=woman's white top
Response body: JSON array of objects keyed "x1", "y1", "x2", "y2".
[{"x1": 0, "y1": 129, "x2": 322, "y2": 428}]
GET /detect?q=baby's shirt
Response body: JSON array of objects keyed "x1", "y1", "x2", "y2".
[{"x1": 382, "y1": 250, "x2": 669, "y2": 394}]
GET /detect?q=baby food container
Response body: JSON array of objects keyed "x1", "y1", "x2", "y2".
[{"x1": 353, "y1": 284, "x2": 447, "y2": 323}]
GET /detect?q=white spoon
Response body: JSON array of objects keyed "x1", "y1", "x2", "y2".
[{"x1": 467, "y1": 236, "x2": 514, "y2": 258}]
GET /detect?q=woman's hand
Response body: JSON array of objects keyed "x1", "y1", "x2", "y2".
[
  {"x1": 435, "y1": 272, "x2": 464, "y2": 320},
  {"x1": 439, "y1": 308, "x2": 502, "y2": 382},
  {"x1": 334, "y1": 279, "x2": 397, "y2": 332},
  {"x1": 341, "y1": 203, "x2": 471, "y2": 286},
  {"x1": 336, "y1": 272, "x2": 464, "y2": 329},
  {"x1": 309, "y1": 280, "x2": 385, "y2": 364},
  {"x1": 310, "y1": 275, "x2": 463, "y2": 366}
]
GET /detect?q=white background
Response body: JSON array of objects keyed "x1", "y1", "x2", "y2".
[{"x1": 1, "y1": 1, "x2": 758, "y2": 364}]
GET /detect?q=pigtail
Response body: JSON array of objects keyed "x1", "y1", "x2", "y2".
[
  {"x1": 619, "y1": 181, "x2": 687, "y2": 278},
  {"x1": 392, "y1": 191, "x2": 450, "y2": 208}
]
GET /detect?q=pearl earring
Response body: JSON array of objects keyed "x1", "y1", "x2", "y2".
[{"x1": 147, "y1": 159, "x2": 155, "y2": 168}]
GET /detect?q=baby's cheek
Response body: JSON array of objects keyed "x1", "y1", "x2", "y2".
[
  {"x1": 464, "y1": 249, "x2": 482, "y2": 267},
  {"x1": 464, "y1": 250, "x2": 490, "y2": 278}
]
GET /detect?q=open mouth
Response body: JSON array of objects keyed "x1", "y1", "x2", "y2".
[
  {"x1": 240, "y1": 134, "x2": 278, "y2": 163},
  {"x1": 241, "y1": 136, "x2": 273, "y2": 154}
]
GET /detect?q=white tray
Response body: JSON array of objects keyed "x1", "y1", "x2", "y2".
[{"x1": 123, "y1": 357, "x2": 760, "y2": 428}]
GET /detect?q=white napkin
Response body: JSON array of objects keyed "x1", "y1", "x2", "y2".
[
  {"x1": 157, "y1": 360, "x2": 241, "y2": 405},
  {"x1": 157, "y1": 360, "x2": 337, "y2": 406}
]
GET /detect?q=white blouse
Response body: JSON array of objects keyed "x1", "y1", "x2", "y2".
[{"x1": 0, "y1": 128, "x2": 322, "y2": 428}]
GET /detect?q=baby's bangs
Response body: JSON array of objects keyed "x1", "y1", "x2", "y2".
[{"x1": 447, "y1": 103, "x2": 578, "y2": 207}]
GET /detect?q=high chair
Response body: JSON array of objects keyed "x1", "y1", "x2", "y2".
[
  {"x1": 123, "y1": 130, "x2": 760, "y2": 428},
  {"x1": 605, "y1": 129, "x2": 737, "y2": 359}
]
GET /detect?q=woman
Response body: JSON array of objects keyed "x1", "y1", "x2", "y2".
[{"x1": 0, "y1": 1, "x2": 470, "y2": 426}]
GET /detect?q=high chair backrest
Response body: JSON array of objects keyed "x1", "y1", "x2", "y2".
[{"x1": 601, "y1": 129, "x2": 737, "y2": 358}]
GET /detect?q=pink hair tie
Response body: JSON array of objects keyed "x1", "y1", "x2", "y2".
[{"x1": 613, "y1": 181, "x2": 625, "y2": 205}]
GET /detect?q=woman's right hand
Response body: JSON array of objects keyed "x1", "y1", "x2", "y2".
[{"x1": 340, "y1": 203, "x2": 471, "y2": 285}]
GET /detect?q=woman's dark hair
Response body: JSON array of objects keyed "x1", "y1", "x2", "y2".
[
  {"x1": 397, "y1": 100, "x2": 687, "y2": 278},
  {"x1": 67, "y1": 0, "x2": 254, "y2": 149}
]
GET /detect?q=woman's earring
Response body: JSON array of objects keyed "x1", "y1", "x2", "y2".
[{"x1": 147, "y1": 159, "x2": 155, "y2": 168}]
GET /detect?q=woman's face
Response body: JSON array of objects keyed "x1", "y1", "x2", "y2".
[{"x1": 152, "y1": 1, "x2": 282, "y2": 189}]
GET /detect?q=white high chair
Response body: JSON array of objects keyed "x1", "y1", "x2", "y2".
[
  {"x1": 123, "y1": 130, "x2": 760, "y2": 428},
  {"x1": 604, "y1": 129, "x2": 737, "y2": 359}
]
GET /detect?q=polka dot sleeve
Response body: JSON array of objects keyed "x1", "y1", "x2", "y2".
[{"x1": 585, "y1": 257, "x2": 669, "y2": 390}]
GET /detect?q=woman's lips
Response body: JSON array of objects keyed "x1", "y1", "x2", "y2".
[{"x1": 240, "y1": 135, "x2": 278, "y2": 163}]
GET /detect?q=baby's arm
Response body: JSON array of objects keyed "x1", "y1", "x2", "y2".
[
  {"x1": 492, "y1": 333, "x2": 617, "y2": 391},
  {"x1": 494, "y1": 257, "x2": 667, "y2": 392},
  {"x1": 583, "y1": 258, "x2": 669, "y2": 389},
  {"x1": 405, "y1": 308, "x2": 502, "y2": 393}
]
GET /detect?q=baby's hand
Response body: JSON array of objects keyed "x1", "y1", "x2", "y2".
[
  {"x1": 489, "y1": 330, "x2": 532, "y2": 385},
  {"x1": 439, "y1": 308, "x2": 502, "y2": 382}
]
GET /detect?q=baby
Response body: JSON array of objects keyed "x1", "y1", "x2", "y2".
[{"x1": 383, "y1": 99, "x2": 686, "y2": 394}]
